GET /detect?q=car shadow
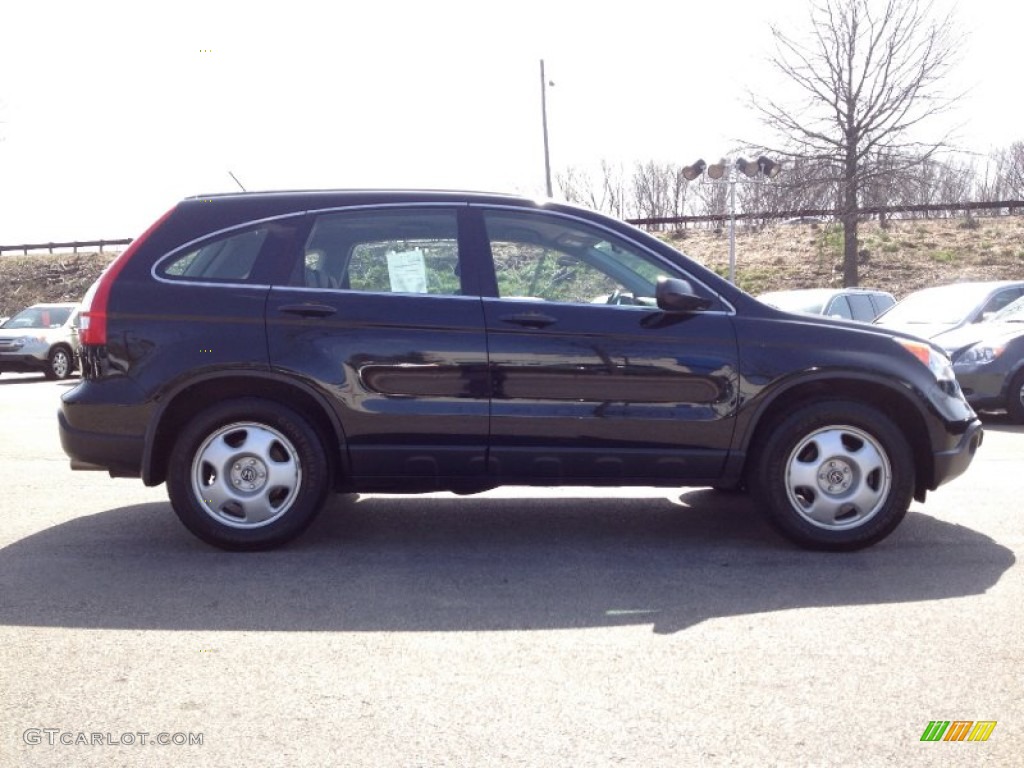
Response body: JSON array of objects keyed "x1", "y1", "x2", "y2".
[
  {"x1": 0, "y1": 374, "x2": 80, "y2": 386},
  {"x1": 0, "y1": 490, "x2": 1013, "y2": 635}
]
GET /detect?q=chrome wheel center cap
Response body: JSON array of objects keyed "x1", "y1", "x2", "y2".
[
  {"x1": 230, "y1": 457, "x2": 268, "y2": 492},
  {"x1": 817, "y1": 459, "x2": 853, "y2": 494}
]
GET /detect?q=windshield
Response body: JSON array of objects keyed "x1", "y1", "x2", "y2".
[
  {"x1": 878, "y1": 285, "x2": 993, "y2": 326},
  {"x1": 3, "y1": 306, "x2": 73, "y2": 329}
]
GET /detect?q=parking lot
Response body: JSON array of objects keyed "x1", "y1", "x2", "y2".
[{"x1": 1, "y1": 372, "x2": 1021, "y2": 766}]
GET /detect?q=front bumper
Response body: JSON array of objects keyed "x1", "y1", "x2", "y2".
[
  {"x1": 955, "y1": 368, "x2": 1010, "y2": 410},
  {"x1": 0, "y1": 349, "x2": 49, "y2": 372},
  {"x1": 931, "y1": 417, "x2": 984, "y2": 490}
]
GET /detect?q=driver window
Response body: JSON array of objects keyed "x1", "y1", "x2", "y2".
[{"x1": 483, "y1": 210, "x2": 666, "y2": 307}]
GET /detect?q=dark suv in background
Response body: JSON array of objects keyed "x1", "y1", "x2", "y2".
[{"x1": 59, "y1": 191, "x2": 982, "y2": 551}]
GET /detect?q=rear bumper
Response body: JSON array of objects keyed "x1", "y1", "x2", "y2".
[
  {"x1": 931, "y1": 417, "x2": 984, "y2": 490},
  {"x1": 58, "y1": 408, "x2": 144, "y2": 478}
]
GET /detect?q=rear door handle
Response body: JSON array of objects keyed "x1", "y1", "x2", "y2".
[
  {"x1": 499, "y1": 312, "x2": 558, "y2": 329},
  {"x1": 278, "y1": 303, "x2": 337, "y2": 318}
]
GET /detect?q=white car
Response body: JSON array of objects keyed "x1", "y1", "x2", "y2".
[
  {"x1": 874, "y1": 281, "x2": 1024, "y2": 339},
  {"x1": 0, "y1": 302, "x2": 81, "y2": 379}
]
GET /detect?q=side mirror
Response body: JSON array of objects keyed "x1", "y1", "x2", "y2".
[{"x1": 655, "y1": 277, "x2": 713, "y2": 313}]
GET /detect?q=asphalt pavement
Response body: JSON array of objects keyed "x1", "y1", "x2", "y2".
[{"x1": 1, "y1": 373, "x2": 1020, "y2": 767}]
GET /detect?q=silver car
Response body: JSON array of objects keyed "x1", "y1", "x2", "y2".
[
  {"x1": 0, "y1": 303, "x2": 81, "y2": 380},
  {"x1": 758, "y1": 288, "x2": 895, "y2": 322}
]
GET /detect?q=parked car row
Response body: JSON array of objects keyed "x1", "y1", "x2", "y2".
[
  {"x1": 936, "y1": 296, "x2": 1024, "y2": 423},
  {"x1": 0, "y1": 303, "x2": 82, "y2": 380},
  {"x1": 759, "y1": 281, "x2": 1024, "y2": 422}
]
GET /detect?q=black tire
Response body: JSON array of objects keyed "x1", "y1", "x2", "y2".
[
  {"x1": 1007, "y1": 369, "x2": 1024, "y2": 424},
  {"x1": 45, "y1": 345, "x2": 74, "y2": 380},
  {"x1": 167, "y1": 398, "x2": 330, "y2": 550},
  {"x1": 750, "y1": 400, "x2": 914, "y2": 551}
]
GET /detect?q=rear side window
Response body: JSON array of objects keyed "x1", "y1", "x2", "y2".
[
  {"x1": 159, "y1": 228, "x2": 269, "y2": 281},
  {"x1": 294, "y1": 209, "x2": 461, "y2": 295},
  {"x1": 846, "y1": 293, "x2": 875, "y2": 321},
  {"x1": 826, "y1": 296, "x2": 854, "y2": 319},
  {"x1": 870, "y1": 293, "x2": 895, "y2": 316}
]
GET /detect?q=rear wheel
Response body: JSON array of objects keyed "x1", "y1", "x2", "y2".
[
  {"x1": 750, "y1": 400, "x2": 914, "y2": 551},
  {"x1": 167, "y1": 399, "x2": 329, "y2": 550},
  {"x1": 45, "y1": 346, "x2": 73, "y2": 380},
  {"x1": 1007, "y1": 370, "x2": 1024, "y2": 424}
]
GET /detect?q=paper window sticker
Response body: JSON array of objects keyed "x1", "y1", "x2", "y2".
[{"x1": 386, "y1": 248, "x2": 428, "y2": 293}]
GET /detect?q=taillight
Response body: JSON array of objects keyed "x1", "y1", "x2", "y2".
[{"x1": 79, "y1": 207, "x2": 176, "y2": 346}]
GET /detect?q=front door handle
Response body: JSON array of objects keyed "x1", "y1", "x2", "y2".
[
  {"x1": 278, "y1": 303, "x2": 337, "y2": 318},
  {"x1": 499, "y1": 312, "x2": 558, "y2": 329}
]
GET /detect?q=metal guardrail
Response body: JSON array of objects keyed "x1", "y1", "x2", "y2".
[
  {"x1": 0, "y1": 238, "x2": 133, "y2": 255},
  {"x1": 2, "y1": 200, "x2": 1022, "y2": 252},
  {"x1": 626, "y1": 200, "x2": 1024, "y2": 227}
]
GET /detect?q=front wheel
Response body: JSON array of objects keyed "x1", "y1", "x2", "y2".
[
  {"x1": 750, "y1": 400, "x2": 914, "y2": 551},
  {"x1": 45, "y1": 346, "x2": 73, "y2": 380},
  {"x1": 1007, "y1": 369, "x2": 1024, "y2": 424},
  {"x1": 167, "y1": 399, "x2": 330, "y2": 550}
]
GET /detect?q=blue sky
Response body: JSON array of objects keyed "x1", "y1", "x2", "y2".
[{"x1": 0, "y1": 0, "x2": 1017, "y2": 244}]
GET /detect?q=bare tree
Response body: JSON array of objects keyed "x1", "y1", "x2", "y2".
[
  {"x1": 556, "y1": 160, "x2": 632, "y2": 217},
  {"x1": 987, "y1": 142, "x2": 1024, "y2": 200},
  {"x1": 632, "y1": 160, "x2": 682, "y2": 227},
  {"x1": 754, "y1": 0, "x2": 961, "y2": 285}
]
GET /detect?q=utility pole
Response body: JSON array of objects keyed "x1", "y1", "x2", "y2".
[{"x1": 540, "y1": 59, "x2": 553, "y2": 197}]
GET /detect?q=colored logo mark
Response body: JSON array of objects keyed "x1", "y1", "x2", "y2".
[{"x1": 920, "y1": 720, "x2": 996, "y2": 742}]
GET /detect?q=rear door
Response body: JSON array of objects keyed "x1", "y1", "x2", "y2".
[
  {"x1": 265, "y1": 206, "x2": 490, "y2": 483},
  {"x1": 471, "y1": 206, "x2": 740, "y2": 483}
]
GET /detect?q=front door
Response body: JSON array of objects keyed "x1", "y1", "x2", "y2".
[{"x1": 474, "y1": 207, "x2": 740, "y2": 483}]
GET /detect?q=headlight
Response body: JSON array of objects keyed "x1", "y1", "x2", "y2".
[
  {"x1": 895, "y1": 338, "x2": 956, "y2": 382},
  {"x1": 953, "y1": 343, "x2": 1005, "y2": 368}
]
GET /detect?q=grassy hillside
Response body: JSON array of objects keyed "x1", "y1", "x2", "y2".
[
  {"x1": 2, "y1": 215, "x2": 1024, "y2": 317},
  {"x1": 662, "y1": 214, "x2": 1024, "y2": 297},
  {"x1": 0, "y1": 252, "x2": 116, "y2": 318}
]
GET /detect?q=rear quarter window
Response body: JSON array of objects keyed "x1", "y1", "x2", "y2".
[
  {"x1": 158, "y1": 228, "x2": 269, "y2": 282},
  {"x1": 846, "y1": 293, "x2": 876, "y2": 321}
]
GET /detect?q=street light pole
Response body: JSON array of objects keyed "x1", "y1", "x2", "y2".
[
  {"x1": 728, "y1": 171, "x2": 737, "y2": 284},
  {"x1": 540, "y1": 59, "x2": 552, "y2": 197},
  {"x1": 681, "y1": 156, "x2": 782, "y2": 285}
]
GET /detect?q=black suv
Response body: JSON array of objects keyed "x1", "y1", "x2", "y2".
[{"x1": 59, "y1": 190, "x2": 982, "y2": 551}]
